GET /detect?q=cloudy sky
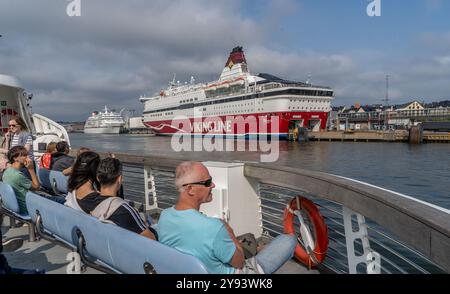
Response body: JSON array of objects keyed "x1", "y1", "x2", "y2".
[{"x1": 1, "y1": 0, "x2": 449, "y2": 121}]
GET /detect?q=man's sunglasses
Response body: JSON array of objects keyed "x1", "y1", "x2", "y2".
[
  {"x1": 8, "y1": 124, "x2": 17, "y2": 127},
  {"x1": 182, "y1": 177, "x2": 213, "y2": 187}
]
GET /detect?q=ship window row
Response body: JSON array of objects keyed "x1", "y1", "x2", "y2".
[
  {"x1": 213, "y1": 102, "x2": 254, "y2": 109},
  {"x1": 276, "y1": 89, "x2": 333, "y2": 97},
  {"x1": 289, "y1": 106, "x2": 328, "y2": 110},
  {"x1": 180, "y1": 98, "x2": 198, "y2": 103},
  {"x1": 290, "y1": 99, "x2": 328, "y2": 103},
  {"x1": 204, "y1": 109, "x2": 260, "y2": 116},
  {"x1": 149, "y1": 111, "x2": 175, "y2": 117},
  {"x1": 143, "y1": 89, "x2": 332, "y2": 115}
]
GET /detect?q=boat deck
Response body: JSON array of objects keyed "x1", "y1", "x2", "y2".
[
  {"x1": 2, "y1": 218, "x2": 318, "y2": 274},
  {"x1": 2, "y1": 220, "x2": 101, "y2": 274}
]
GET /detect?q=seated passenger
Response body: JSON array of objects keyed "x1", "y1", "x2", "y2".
[
  {"x1": 39, "y1": 142, "x2": 57, "y2": 169},
  {"x1": 64, "y1": 151, "x2": 100, "y2": 211},
  {"x1": 157, "y1": 161, "x2": 297, "y2": 274},
  {"x1": 60, "y1": 147, "x2": 92, "y2": 177},
  {"x1": 77, "y1": 158, "x2": 157, "y2": 240},
  {"x1": 2, "y1": 146, "x2": 40, "y2": 214},
  {"x1": 50, "y1": 141, "x2": 74, "y2": 174}
]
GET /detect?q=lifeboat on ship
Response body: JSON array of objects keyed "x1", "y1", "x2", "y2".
[
  {"x1": 216, "y1": 81, "x2": 230, "y2": 89},
  {"x1": 204, "y1": 85, "x2": 217, "y2": 92},
  {"x1": 229, "y1": 77, "x2": 245, "y2": 87}
]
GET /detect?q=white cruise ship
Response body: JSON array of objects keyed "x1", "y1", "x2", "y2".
[
  {"x1": 84, "y1": 106, "x2": 125, "y2": 134},
  {"x1": 140, "y1": 46, "x2": 334, "y2": 138}
]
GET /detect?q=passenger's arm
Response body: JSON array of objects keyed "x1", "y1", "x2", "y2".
[
  {"x1": 109, "y1": 205, "x2": 157, "y2": 241},
  {"x1": 222, "y1": 221, "x2": 245, "y2": 269},
  {"x1": 140, "y1": 229, "x2": 157, "y2": 240},
  {"x1": 2, "y1": 132, "x2": 11, "y2": 150},
  {"x1": 62, "y1": 166, "x2": 72, "y2": 176},
  {"x1": 24, "y1": 134, "x2": 33, "y2": 153},
  {"x1": 25, "y1": 159, "x2": 40, "y2": 190}
]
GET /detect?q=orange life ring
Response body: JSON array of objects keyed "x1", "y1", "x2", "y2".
[{"x1": 283, "y1": 196, "x2": 328, "y2": 268}]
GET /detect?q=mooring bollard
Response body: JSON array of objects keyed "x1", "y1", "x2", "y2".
[{"x1": 409, "y1": 125, "x2": 423, "y2": 144}]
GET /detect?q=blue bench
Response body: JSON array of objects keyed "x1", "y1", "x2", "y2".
[
  {"x1": 0, "y1": 182, "x2": 36, "y2": 241},
  {"x1": 25, "y1": 192, "x2": 209, "y2": 274},
  {"x1": 37, "y1": 168, "x2": 53, "y2": 193},
  {"x1": 49, "y1": 171, "x2": 68, "y2": 195}
]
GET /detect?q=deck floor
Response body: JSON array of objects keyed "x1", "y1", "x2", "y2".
[{"x1": 2, "y1": 218, "x2": 101, "y2": 274}]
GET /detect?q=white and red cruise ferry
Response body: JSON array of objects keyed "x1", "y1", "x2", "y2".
[{"x1": 140, "y1": 47, "x2": 334, "y2": 139}]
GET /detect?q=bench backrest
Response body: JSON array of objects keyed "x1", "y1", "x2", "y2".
[
  {"x1": 26, "y1": 191, "x2": 80, "y2": 247},
  {"x1": 0, "y1": 181, "x2": 20, "y2": 213},
  {"x1": 25, "y1": 192, "x2": 209, "y2": 274},
  {"x1": 103, "y1": 224, "x2": 209, "y2": 274},
  {"x1": 49, "y1": 171, "x2": 68, "y2": 194},
  {"x1": 37, "y1": 168, "x2": 52, "y2": 191}
]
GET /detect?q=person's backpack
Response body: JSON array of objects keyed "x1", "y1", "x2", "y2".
[
  {"x1": 91, "y1": 197, "x2": 127, "y2": 224},
  {"x1": 237, "y1": 233, "x2": 258, "y2": 259}
]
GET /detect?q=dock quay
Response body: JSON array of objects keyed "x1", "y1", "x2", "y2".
[
  {"x1": 123, "y1": 128, "x2": 154, "y2": 135},
  {"x1": 308, "y1": 130, "x2": 450, "y2": 143}
]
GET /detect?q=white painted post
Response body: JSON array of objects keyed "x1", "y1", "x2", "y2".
[
  {"x1": 342, "y1": 206, "x2": 381, "y2": 274},
  {"x1": 143, "y1": 166, "x2": 158, "y2": 211},
  {"x1": 201, "y1": 162, "x2": 263, "y2": 239}
]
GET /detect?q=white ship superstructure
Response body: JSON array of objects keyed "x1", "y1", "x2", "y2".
[
  {"x1": 140, "y1": 47, "x2": 334, "y2": 138},
  {"x1": 84, "y1": 106, "x2": 125, "y2": 134},
  {"x1": 0, "y1": 74, "x2": 71, "y2": 157}
]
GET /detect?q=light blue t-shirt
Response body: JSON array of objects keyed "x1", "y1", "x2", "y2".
[{"x1": 157, "y1": 207, "x2": 236, "y2": 274}]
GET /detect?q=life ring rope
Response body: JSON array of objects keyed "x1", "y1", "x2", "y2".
[{"x1": 283, "y1": 196, "x2": 329, "y2": 269}]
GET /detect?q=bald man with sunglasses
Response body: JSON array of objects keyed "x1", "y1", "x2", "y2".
[{"x1": 157, "y1": 162, "x2": 296, "y2": 274}]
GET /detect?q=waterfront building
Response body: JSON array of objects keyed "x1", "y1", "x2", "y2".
[{"x1": 334, "y1": 100, "x2": 450, "y2": 131}]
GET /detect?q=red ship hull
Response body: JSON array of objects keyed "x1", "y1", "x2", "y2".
[{"x1": 143, "y1": 111, "x2": 329, "y2": 139}]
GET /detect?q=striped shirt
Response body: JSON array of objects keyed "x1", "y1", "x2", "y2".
[
  {"x1": 10, "y1": 133, "x2": 34, "y2": 159},
  {"x1": 10, "y1": 133, "x2": 33, "y2": 148}
]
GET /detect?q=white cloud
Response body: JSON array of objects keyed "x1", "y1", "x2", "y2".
[
  {"x1": 435, "y1": 56, "x2": 450, "y2": 66},
  {"x1": 0, "y1": 1, "x2": 449, "y2": 119}
]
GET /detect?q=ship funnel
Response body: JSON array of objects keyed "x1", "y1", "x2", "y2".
[
  {"x1": 219, "y1": 46, "x2": 249, "y2": 81},
  {"x1": 225, "y1": 46, "x2": 247, "y2": 69}
]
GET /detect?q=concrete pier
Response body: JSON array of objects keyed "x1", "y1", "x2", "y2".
[
  {"x1": 308, "y1": 130, "x2": 408, "y2": 142},
  {"x1": 308, "y1": 130, "x2": 450, "y2": 143}
]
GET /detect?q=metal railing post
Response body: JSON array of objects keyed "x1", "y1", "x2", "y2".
[
  {"x1": 143, "y1": 165, "x2": 158, "y2": 212},
  {"x1": 342, "y1": 206, "x2": 381, "y2": 274}
]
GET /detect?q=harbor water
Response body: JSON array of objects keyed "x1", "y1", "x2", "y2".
[{"x1": 69, "y1": 133, "x2": 450, "y2": 210}]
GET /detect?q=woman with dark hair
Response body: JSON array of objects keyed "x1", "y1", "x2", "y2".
[{"x1": 64, "y1": 151, "x2": 100, "y2": 211}]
